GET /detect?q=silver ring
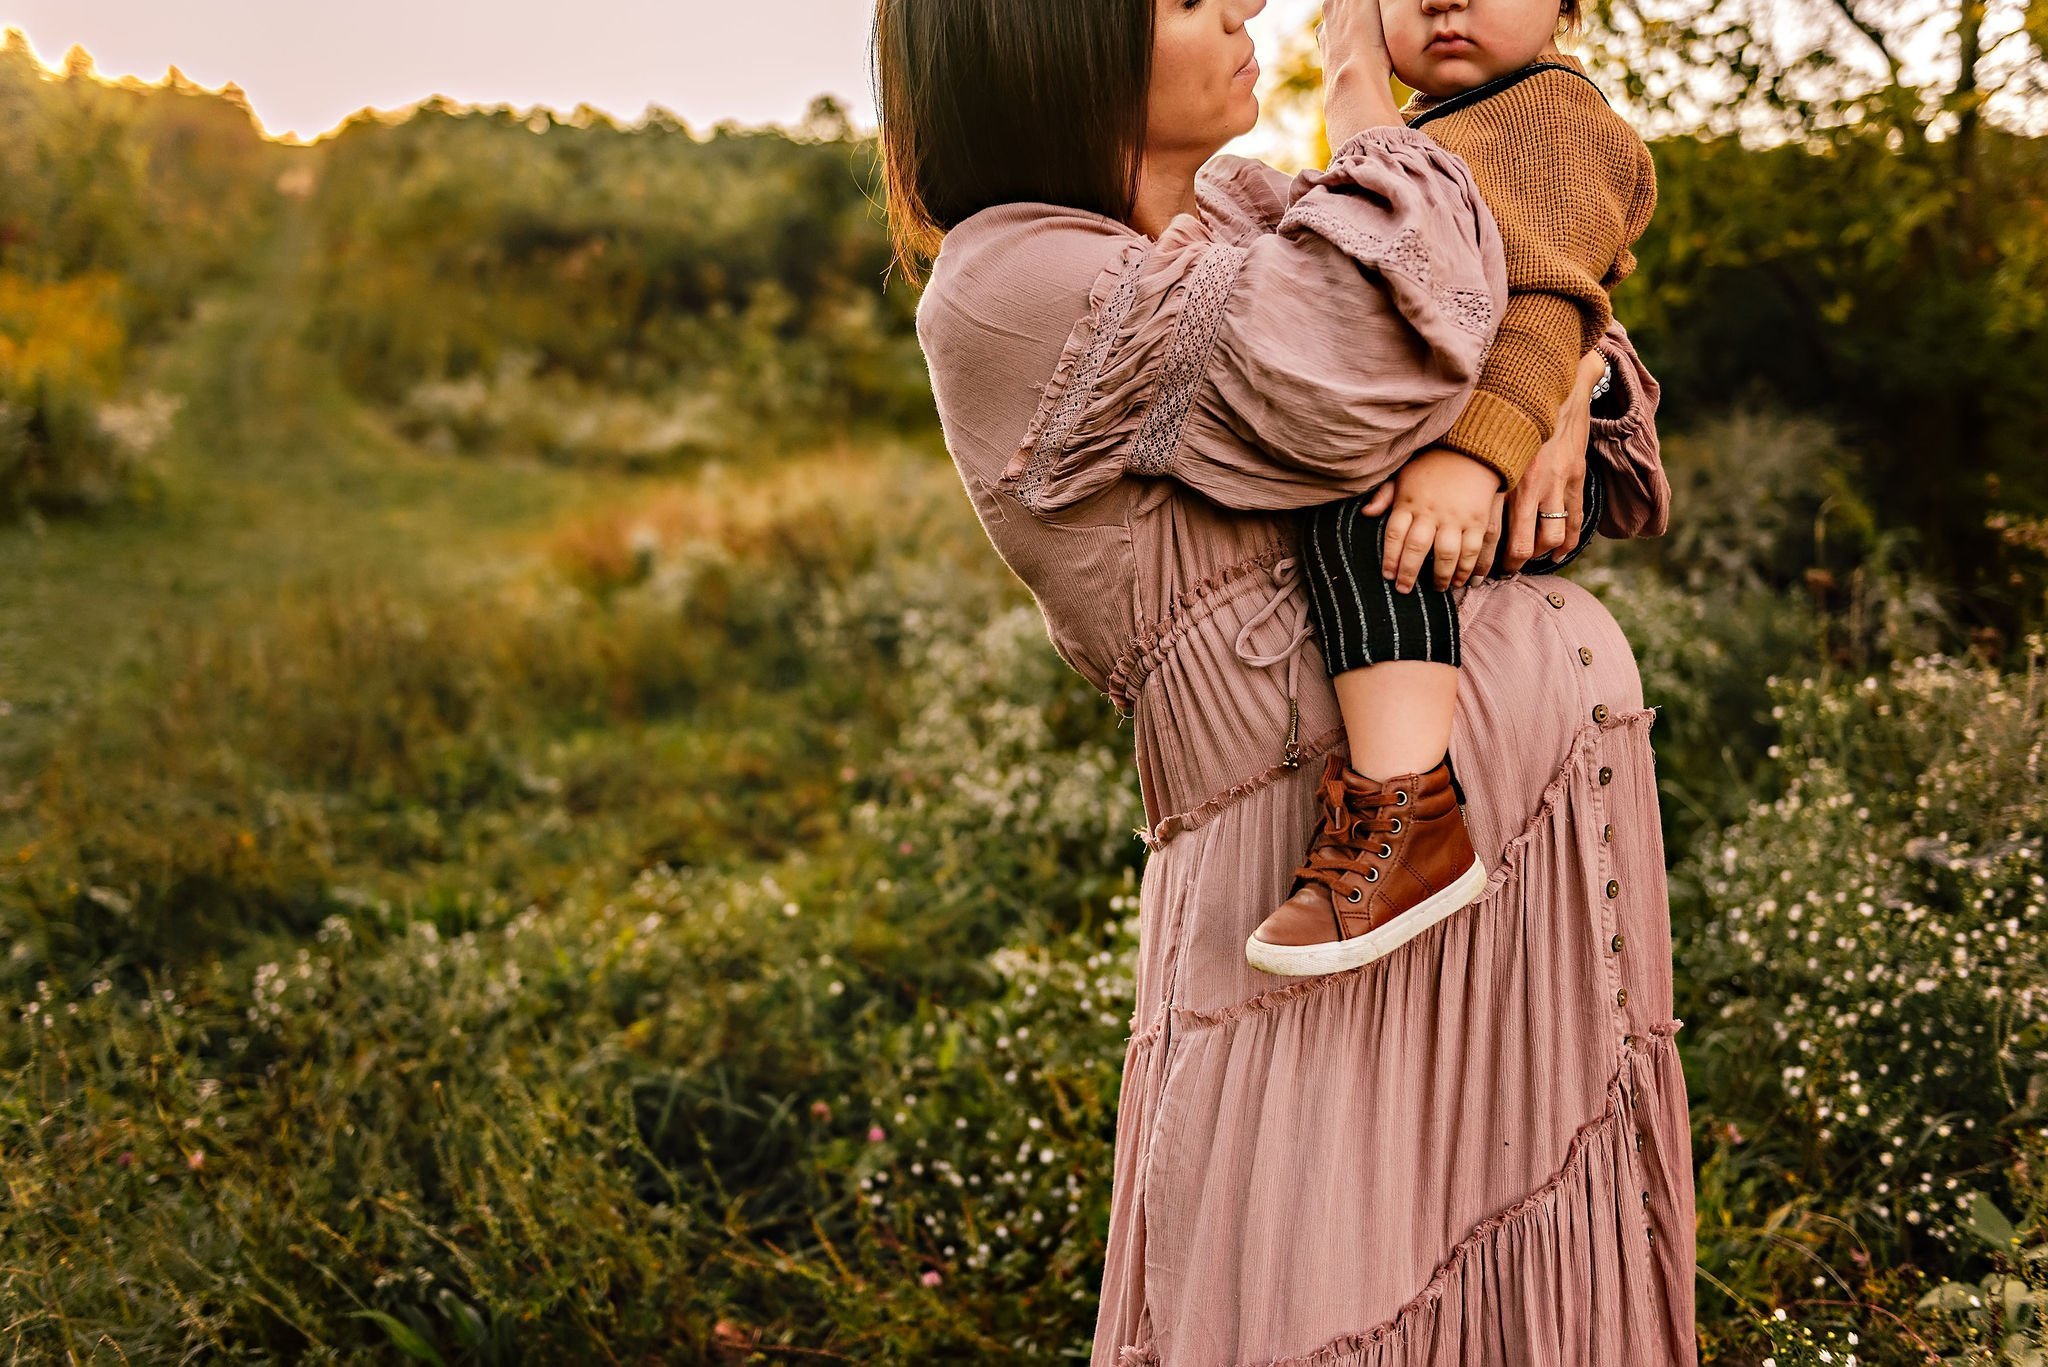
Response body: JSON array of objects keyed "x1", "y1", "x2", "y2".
[{"x1": 1536, "y1": 511, "x2": 1568, "y2": 519}]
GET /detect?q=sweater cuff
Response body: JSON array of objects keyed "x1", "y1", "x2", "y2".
[{"x1": 1432, "y1": 390, "x2": 1544, "y2": 490}]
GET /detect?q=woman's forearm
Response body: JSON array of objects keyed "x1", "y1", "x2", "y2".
[
  {"x1": 1325, "y1": 63, "x2": 1406, "y2": 150},
  {"x1": 1319, "y1": 0, "x2": 1404, "y2": 151}
]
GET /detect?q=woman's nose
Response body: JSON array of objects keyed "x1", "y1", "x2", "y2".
[{"x1": 1232, "y1": 0, "x2": 1268, "y2": 26}]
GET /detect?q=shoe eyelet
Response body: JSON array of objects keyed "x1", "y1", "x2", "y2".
[
  {"x1": 1378, "y1": 843, "x2": 1393, "y2": 858},
  {"x1": 1364, "y1": 867, "x2": 1379, "y2": 883},
  {"x1": 1394, "y1": 790, "x2": 1408, "y2": 806},
  {"x1": 1388, "y1": 817, "x2": 1402, "y2": 834},
  {"x1": 1346, "y1": 887, "x2": 1364, "y2": 902}
]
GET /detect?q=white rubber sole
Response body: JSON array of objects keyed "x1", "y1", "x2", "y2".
[{"x1": 1244, "y1": 854, "x2": 1489, "y2": 977}]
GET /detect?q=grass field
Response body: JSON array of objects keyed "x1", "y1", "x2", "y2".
[{"x1": 4, "y1": 213, "x2": 2046, "y2": 1364}]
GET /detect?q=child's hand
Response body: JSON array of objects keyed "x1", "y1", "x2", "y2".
[{"x1": 1363, "y1": 447, "x2": 1503, "y2": 593}]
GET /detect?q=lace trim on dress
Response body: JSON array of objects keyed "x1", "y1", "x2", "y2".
[
  {"x1": 1128, "y1": 242, "x2": 1252, "y2": 476},
  {"x1": 1003, "y1": 239, "x2": 1153, "y2": 512},
  {"x1": 1273, "y1": 204, "x2": 1498, "y2": 341}
]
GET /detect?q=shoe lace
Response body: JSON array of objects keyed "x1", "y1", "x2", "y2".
[{"x1": 1290, "y1": 772, "x2": 1402, "y2": 899}]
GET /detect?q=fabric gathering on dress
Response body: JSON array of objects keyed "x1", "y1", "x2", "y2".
[{"x1": 915, "y1": 123, "x2": 1696, "y2": 1366}]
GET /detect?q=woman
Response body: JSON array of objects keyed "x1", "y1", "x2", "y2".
[{"x1": 874, "y1": 0, "x2": 1697, "y2": 1362}]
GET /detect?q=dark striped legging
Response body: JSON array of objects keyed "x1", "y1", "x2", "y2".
[{"x1": 1296, "y1": 461, "x2": 1606, "y2": 674}]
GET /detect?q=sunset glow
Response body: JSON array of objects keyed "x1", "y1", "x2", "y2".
[
  {"x1": 1, "y1": 0, "x2": 885, "y2": 140},
  {"x1": 2, "y1": 0, "x2": 1323, "y2": 156}
]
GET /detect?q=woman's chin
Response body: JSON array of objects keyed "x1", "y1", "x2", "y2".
[{"x1": 1233, "y1": 92, "x2": 1260, "y2": 137}]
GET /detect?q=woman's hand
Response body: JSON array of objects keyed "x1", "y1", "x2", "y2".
[
  {"x1": 1363, "y1": 446, "x2": 1502, "y2": 593},
  {"x1": 1497, "y1": 348, "x2": 1606, "y2": 573},
  {"x1": 1320, "y1": 0, "x2": 1404, "y2": 146}
]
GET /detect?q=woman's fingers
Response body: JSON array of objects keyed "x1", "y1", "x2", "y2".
[
  {"x1": 1321, "y1": 0, "x2": 1391, "y2": 67},
  {"x1": 1533, "y1": 485, "x2": 1570, "y2": 557},
  {"x1": 1470, "y1": 491, "x2": 1505, "y2": 584},
  {"x1": 1502, "y1": 481, "x2": 1538, "y2": 571}
]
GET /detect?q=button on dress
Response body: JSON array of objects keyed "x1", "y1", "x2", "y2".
[{"x1": 916, "y1": 125, "x2": 1697, "y2": 1367}]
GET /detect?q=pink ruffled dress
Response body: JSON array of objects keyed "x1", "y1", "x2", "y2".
[{"x1": 915, "y1": 124, "x2": 1697, "y2": 1366}]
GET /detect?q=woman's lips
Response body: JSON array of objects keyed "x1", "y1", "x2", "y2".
[{"x1": 1234, "y1": 51, "x2": 1260, "y2": 82}]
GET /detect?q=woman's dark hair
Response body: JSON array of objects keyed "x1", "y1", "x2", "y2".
[{"x1": 871, "y1": 0, "x2": 1153, "y2": 283}]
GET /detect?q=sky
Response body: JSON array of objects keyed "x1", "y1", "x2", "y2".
[
  {"x1": 0, "y1": 0, "x2": 1319, "y2": 147},
  {"x1": 9, "y1": 0, "x2": 2031, "y2": 148}
]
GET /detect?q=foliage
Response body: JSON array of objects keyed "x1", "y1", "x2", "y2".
[
  {"x1": 10, "y1": 21, "x2": 2048, "y2": 1366},
  {"x1": 1615, "y1": 125, "x2": 2048, "y2": 615},
  {"x1": 1676, "y1": 643, "x2": 2048, "y2": 1359},
  {"x1": 0, "y1": 448, "x2": 1154, "y2": 1362},
  {"x1": 0, "y1": 450, "x2": 986, "y2": 975},
  {"x1": 302, "y1": 100, "x2": 930, "y2": 462},
  {"x1": 1266, "y1": 13, "x2": 2048, "y2": 624},
  {"x1": 0, "y1": 32, "x2": 278, "y2": 517}
]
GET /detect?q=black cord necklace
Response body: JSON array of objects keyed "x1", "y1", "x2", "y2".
[{"x1": 1405, "y1": 59, "x2": 1609, "y2": 129}]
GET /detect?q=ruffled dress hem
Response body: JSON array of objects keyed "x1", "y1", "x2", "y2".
[{"x1": 1109, "y1": 1024, "x2": 1687, "y2": 1367}]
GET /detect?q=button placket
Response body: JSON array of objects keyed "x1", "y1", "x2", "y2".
[
  {"x1": 1586, "y1": 701, "x2": 1628, "y2": 1038},
  {"x1": 1614, "y1": 1049, "x2": 1660, "y2": 1272},
  {"x1": 1557, "y1": 588, "x2": 1629, "y2": 1042}
]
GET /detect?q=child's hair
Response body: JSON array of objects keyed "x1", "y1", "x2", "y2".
[{"x1": 1556, "y1": 0, "x2": 1584, "y2": 40}]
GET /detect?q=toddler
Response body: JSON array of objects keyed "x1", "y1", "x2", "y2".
[{"x1": 1244, "y1": 0, "x2": 1657, "y2": 976}]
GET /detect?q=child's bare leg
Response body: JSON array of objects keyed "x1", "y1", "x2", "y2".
[{"x1": 1332, "y1": 660, "x2": 1457, "y2": 781}]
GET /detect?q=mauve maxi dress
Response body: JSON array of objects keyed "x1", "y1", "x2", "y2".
[{"x1": 914, "y1": 124, "x2": 1698, "y2": 1367}]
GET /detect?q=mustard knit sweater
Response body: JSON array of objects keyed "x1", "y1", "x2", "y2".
[{"x1": 1400, "y1": 52, "x2": 1658, "y2": 491}]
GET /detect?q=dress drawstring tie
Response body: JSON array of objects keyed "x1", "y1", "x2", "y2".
[{"x1": 1232, "y1": 554, "x2": 1314, "y2": 768}]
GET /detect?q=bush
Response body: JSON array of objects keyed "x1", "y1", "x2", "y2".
[{"x1": 1677, "y1": 639, "x2": 2048, "y2": 1355}]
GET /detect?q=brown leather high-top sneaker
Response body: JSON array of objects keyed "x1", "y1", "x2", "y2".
[{"x1": 1245, "y1": 750, "x2": 1488, "y2": 977}]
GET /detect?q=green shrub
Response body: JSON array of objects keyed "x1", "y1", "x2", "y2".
[{"x1": 1677, "y1": 640, "x2": 2048, "y2": 1355}]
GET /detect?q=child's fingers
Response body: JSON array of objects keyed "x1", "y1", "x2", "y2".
[
  {"x1": 1393, "y1": 516, "x2": 1436, "y2": 593},
  {"x1": 1381, "y1": 508, "x2": 1412, "y2": 580},
  {"x1": 1451, "y1": 524, "x2": 1486, "y2": 588},
  {"x1": 1432, "y1": 533, "x2": 1461, "y2": 591},
  {"x1": 1362, "y1": 479, "x2": 1396, "y2": 517}
]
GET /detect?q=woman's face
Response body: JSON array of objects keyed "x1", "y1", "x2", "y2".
[
  {"x1": 1146, "y1": 0, "x2": 1267, "y2": 165},
  {"x1": 1381, "y1": 0, "x2": 1559, "y2": 97}
]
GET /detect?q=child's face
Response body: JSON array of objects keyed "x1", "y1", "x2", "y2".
[{"x1": 1378, "y1": 0, "x2": 1562, "y2": 97}]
